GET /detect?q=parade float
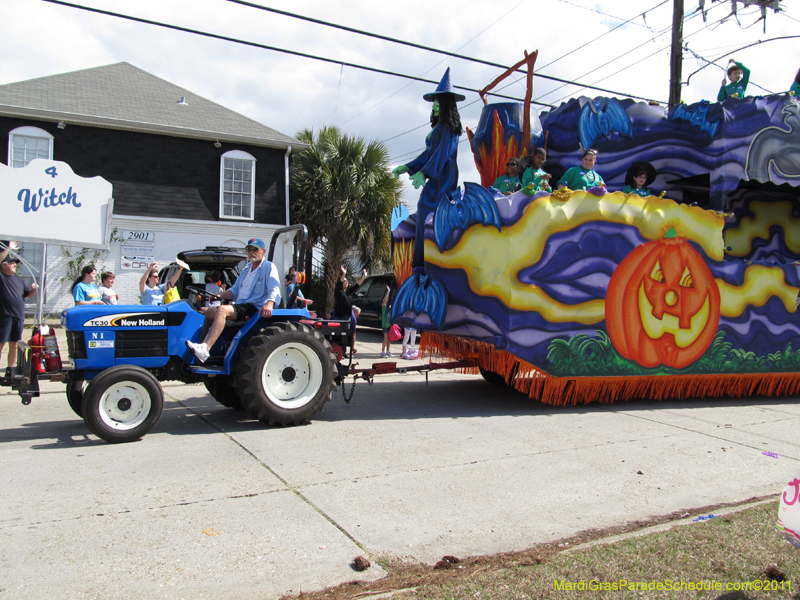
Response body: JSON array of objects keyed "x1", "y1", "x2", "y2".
[{"x1": 391, "y1": 62, "x2": 800, "y2": 406}]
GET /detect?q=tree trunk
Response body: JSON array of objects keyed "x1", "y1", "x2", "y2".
[{"x1": 321, "y1": 246, "x2": 346, "y2": 320}]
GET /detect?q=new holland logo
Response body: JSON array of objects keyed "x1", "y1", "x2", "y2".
[{"x1": 83, "y1": 313, "x2": 167, "y2": 327}]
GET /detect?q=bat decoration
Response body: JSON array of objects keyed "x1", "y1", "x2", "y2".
[
  {"x1": 671, "y1": 100, "x2": 720, "y2": 138},
  {"x1": 392, "y1": 268, "x2": 448, "y2": 330},
  {"x1": 578, "y1": 97, "x2": 633, "y2": 149},
  {"x1": 433, "y1": 183, "x2": 501, "y2": 252}
]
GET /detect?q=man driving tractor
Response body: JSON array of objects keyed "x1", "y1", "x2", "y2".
[{"x1": 186, "y1": 237, "x2": 281, "y2": 363}]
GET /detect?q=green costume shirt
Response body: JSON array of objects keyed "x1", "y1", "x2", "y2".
[
  {"x1": 622, "y1": 185, "x2": 651, "y2": 198},
  {"x1": 492, "y1": 174, "x2": 521, "y2": 194},
  {"x1": 557, "y1": 166, "x2": 604, "y2": 190},
  {"x1": 717, "y1": 62, "x2": 750, "y2": 101},
  {"x1": 521, "y1": 167, "x2": 550, "y2": 193}
]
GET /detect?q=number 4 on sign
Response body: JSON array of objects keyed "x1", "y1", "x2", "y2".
[{"x1": 45, "y1": 166, "x2": 58, "y2": 178}]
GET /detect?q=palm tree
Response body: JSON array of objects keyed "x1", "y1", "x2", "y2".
[{"x1": 291, "y1": 125, "x2": 402, "y2": 316}]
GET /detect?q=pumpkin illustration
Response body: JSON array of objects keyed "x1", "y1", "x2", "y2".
[{"x1": 605, "y1": 229, "x2": 721, "y2": 369}]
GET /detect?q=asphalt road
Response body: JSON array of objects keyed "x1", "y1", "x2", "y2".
[{"x1": 1, "y1": 327, "x2": 798, "y2": 599}]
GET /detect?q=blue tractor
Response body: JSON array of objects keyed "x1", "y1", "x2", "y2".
[{"x1": 6, "y1": 226, "x2": 353, "y2": 443}]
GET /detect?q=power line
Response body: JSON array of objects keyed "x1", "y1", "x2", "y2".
[
  {"x1": 683, "y1": 34, "x2": 800, "y2": 90},
  {"x1": 553, "y1": 0, "x2": 654, "y2": 28},
  {"x1": 682, "y1": 44, "x2": 773, "y2": 93},
  {"x1": 532, "y1": 19, "x2": 675, "y2": 104},
  {"x1": 537, "y1": 0, "x2": 670, "y2": 72},
  {"x1": 536, "y1": 4, "x2": 747, "y2": 105},
  {"x1": 545, "y1": 8, "x2": 785, "y2": 106},
  {"x1": 225, "y1": 0, "x2": 662, "y2": 103},
  {"x1": 40, "y1": 0, "x2": 542, "y2": 105},
  {"x1": 337, "y1": 0, "x2": 527, "y2": 127}
]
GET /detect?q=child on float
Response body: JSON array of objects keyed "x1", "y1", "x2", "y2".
[
  {"x1": 557, "y1": 149, "x2": 604, "y2": 191},
  {"x1": 521, "y1": 148, "x2": 552, "y2": 193},
  {"x1": 622, "y1": 161, "x2": 656, "y2": 198},
  {"x1": 791, "y1": 68, "x2": 800, "y2": 96},
  {"x1": 492, "y1": 157, "x2": 522, "y2": 195},
  {"x1": 717, "y1": 59, "x2": 750, "y2": 101}
]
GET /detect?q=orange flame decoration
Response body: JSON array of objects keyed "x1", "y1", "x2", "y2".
[
  {"x1": 393, "y1": 239, "x2": 413, "y2": 287},
  {"x1": 468, "y1": 112, "x2": 524, "y2": 188}
]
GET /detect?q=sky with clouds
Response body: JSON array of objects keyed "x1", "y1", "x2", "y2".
[{"x1": 2, "y1": 0, "x2": 798, "y2": 207}]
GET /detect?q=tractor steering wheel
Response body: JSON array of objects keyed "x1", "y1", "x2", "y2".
[{"x1": 185, "y1": 285, "x2": 223, "y2": 304}]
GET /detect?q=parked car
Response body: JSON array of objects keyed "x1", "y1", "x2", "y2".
[
  {"x1": 159, "y1": 246, "x2": 247, "y2": 309},
  {"x1": 349, "y1": 273, "x2": 395, "y2": 329}
]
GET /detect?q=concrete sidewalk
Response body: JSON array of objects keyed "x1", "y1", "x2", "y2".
[{"x1": 1, "y1": 327, "x2": 797, "y2": 599}]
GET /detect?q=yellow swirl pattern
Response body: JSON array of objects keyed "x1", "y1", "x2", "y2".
[
  {"x1": 424, "y1": 191, "x2": 724, "y2": 324},
  {"x1": 724, "y1": 201, "x2": 800, "y2": 257},
  {"x1": 717, "y1": 264, "x2": 799, "y2": 316}
]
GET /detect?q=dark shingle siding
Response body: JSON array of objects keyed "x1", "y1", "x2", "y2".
[{"x1": 1, "y1": 116, "x2": 286, "y2": 225}]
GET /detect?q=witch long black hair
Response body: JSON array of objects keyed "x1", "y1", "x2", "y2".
[
  {"x1": 795, "y1": 67, "x2": 800, "y2": 86},
  {"x1": 430, "y1": 94, "x2": 463, "y2": 136}
]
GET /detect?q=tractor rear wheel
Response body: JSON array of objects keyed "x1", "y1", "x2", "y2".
[
  {"x1": 236, "y1": 321, "x2": 335, "y2": 426},
  {"x1": 479, "y1": 367, "x2": 506, "y2": 385}
]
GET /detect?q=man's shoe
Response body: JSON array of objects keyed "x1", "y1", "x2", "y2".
[{"x1": 186, "y1": 341, "x2": 210, "y2": 363}]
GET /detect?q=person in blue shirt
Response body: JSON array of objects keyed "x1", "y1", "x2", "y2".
[
  {"x1": 717, "y1": 59, "x2": 750, "y2": 101},
  {"x1": 285, "y1": 272, "x2": 312, "y2": 309},
  {"x1": 139, "y1": 260, "x2": 188, "y2": 305},
  {"x1": 186, "y1": 238, "x2": 281, "y2": 363},
  {"x1": 72, "y1": 265, "x2": 102, "y2": 305}
]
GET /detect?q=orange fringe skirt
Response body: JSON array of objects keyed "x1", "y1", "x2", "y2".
[{"x1": 420, "y1": 332, "x2": 800, "y2": 406}]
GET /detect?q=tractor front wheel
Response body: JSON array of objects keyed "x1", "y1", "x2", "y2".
[
  {"x1": 66, "y1": 380, "x2": 86, "y2": 417},
  {"x1": 81, "y1": 365, "x2": 164, "y2": 443}
]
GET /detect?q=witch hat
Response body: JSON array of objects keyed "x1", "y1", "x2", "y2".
[
  {"x1": 625, "y1": 161, "x2": 657, "y2": 187},
  {"x1": 423, "y1": 68, "x2": 466, "y2": 102}
]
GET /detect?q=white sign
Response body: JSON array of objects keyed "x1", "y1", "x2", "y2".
[
  {"x1": 121, "y1": 259, "x2": 156, "y2": 271},
  {"x1": 0, "y1": 159, "x2": 113, "y2": 248},
  {"x1": 122, "y1": 246, "x2": 154, "y2": 257},
  {"x1": 120, "y1": 230, "x2": 155, "y2": 242}
]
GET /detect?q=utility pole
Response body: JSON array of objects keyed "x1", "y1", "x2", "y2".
[{"x1": 668, "y1": 0, "x2": 684, "y2": 107}]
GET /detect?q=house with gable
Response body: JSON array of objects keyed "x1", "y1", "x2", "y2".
[{"x1": 0, "y1": 62, "x2": 307, "y2": 313}]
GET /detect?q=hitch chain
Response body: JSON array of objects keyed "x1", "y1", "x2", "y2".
[{"x1": 342, "y1": 377, "x2": 358, "y2": 404}]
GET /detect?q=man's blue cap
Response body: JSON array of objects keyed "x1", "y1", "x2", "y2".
[{"x1": 246, "y1": 238, "x2": 266, "y2": 250}]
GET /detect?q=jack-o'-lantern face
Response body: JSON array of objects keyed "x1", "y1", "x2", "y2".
[{"x1": 605, "y1": 230, "x2": 720, "y2": 369}]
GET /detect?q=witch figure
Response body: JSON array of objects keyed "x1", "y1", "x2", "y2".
[{"x1": 392, "y1": 69, "x2": 500, "y2": 330}]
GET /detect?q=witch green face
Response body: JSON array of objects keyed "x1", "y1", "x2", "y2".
[{"x1": 432, "y1": 98, "x2": 440, "y2": 117}]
